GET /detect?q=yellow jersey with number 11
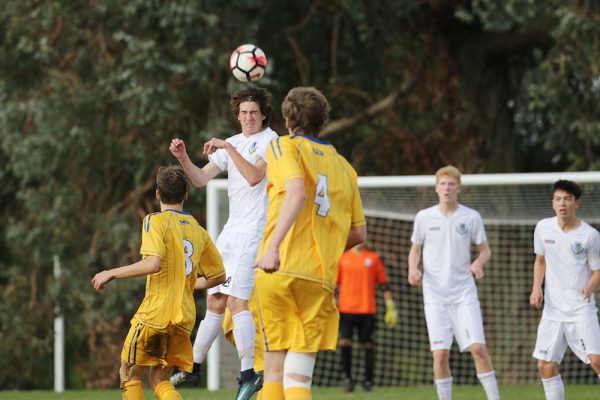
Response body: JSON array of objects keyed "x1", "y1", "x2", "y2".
[{"x1": 258, "y1": 134, "x2": 366, "y2": 292}]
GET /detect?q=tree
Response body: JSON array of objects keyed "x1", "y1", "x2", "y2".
[{"x1": 0, "y1": 0, "x2": 598, "y2": 388}]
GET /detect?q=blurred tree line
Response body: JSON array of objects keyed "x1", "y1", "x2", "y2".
[{"x1": 0, "y1": 0, "x2": 598, "y2": 389}]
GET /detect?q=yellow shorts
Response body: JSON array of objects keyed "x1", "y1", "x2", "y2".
[
  {"x1": 223, "y1": 292, "x2": 265, "y2": 372},
  {"x1": 121, "y1": 317, "x2": 193, "y2": 372},
  {"x1": 254, "y1": 271, "x2": 339, "y2": 353}
]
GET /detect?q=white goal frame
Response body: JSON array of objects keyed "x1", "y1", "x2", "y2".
[{"x1": 203, "y1": 170, "x2": 600, "y2": 390}]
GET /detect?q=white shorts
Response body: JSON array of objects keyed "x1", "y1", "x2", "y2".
[
  {"x1": 533, "y1": 316, "x2": 600, "y2": 364},
  {"x1": 424, "y1": 300, "x2": 486, "y2": 352},
  {"x1": 207, "y1": 231, "x2": 261, "y2": 301}
]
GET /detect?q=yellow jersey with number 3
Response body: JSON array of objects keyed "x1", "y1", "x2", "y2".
[
  {"x1": 135, "y1": 209, "x2": 225, "y2": 333},
  {"x1": 259, "y1": 134, "x2": 366, "y2": 292}
]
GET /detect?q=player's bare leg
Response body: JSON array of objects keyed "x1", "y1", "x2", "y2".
[
  {"x1": 171, "y1": 293, "x2": 226, "y2": 387},
  {"x1": 120, "y1": 362, "x2": 146, "y2": 400},
  {"x1": 589, "y1": 354, "x2": 600, "y2": 375},
  {"x1": 538, "y1": 360, "x2": 563, "y2": 400},
  {"x1": 469, "y1": 344, "x2": 499, "y2": 400},
  {"x1": 432, "y1": 350, "x2": 452, "y2": 400},
  {"x1": 262, "y1": 351, "x2": 286, "y2": 400}
]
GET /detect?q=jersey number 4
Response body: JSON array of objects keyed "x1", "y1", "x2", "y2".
[{"x1": 314, "y1": 174, "x2": 331, "y2": 217}]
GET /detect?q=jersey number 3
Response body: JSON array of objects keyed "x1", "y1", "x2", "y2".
[
  {"x1": 314, "y1": 174, "x2": 331, "y2": 217},
  {"x1": 183, "y1": 239, "x2": 194, "y2": 276}
]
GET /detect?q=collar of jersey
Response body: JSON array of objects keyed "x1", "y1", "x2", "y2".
[
  {"x1": 290, "y1": 134, "x2": 332, "y2": 145},
  {"x1": 162, "y1": 209, "x2": 192, "y2": 215}
]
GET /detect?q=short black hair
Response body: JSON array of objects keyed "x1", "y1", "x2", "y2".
[
  {"x1": 553, "y1": 179, "x2": 582, "y2": 200},
  {"x1": 157, "y1": 165, "x2": 189, "y2": 204}
]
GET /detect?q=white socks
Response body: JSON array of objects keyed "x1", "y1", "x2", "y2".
[
  {"x1": 232, "y1": 310, "x2": 256, "y2": 371},
  {"x1": 192, "y1": 310, "x2": 224, "y2": 364},
  {"x1": 477, "y1": 370, "x2": 500, "y2": 400},
  {"x1": 542, "y1": 375, "x2": 564, "y2": 400},
  {"x1": 435, "y1": 376, "x2": 453, "y2": 400}
]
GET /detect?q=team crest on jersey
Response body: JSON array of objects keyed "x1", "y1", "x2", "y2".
[
  {"x1": 249, "y1": 142, "x2": 257, "y2": 155},
  {"x1": 312, "y1": 147, "x2": 324, "y2": 156},
  {"x1": 180, "y1": 220, "x2": 190, "y2": 225},
  {"x1": 456, "y1": 223, "x2": 468, "y2": 235},
  {"x1": 363, "y1": 258, "x2": 373, "y2": 268},
  {"x1": 571, "y1": 241, "x2": 585, "y2": 254}
]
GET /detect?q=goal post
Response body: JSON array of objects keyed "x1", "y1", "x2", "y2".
[{"x1": 205, "y1": 171, "x2": 600, "y2": 389}]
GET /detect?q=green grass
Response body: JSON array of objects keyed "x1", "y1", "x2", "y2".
[{"x1": 0, "y1": 385, "x2": 598, "y2": 400}]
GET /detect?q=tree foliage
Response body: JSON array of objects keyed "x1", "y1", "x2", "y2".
[{"x1": 0, "y1": 0, "x2": 598, "y2": 389}]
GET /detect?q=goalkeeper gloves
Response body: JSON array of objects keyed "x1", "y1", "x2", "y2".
[{"x1": 384, "y1": 299, "x2": 398, "y2": 328}]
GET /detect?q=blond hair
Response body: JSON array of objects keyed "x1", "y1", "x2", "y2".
[
  {"x1": 435, "y1": 165, "x2": 462, "y2": 185},
  {"x1": 281, "y1": 87, "x2": 330, "y2": 136}
]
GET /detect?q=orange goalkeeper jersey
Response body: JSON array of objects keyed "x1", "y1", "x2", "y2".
[{"x1": 337, "y1": 248, "x2": 387, "y2": 314}]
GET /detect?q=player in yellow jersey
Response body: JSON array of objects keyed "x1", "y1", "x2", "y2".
[
  {"x1": 92, "y1": 165, "x2": 226, "y2": 400},
  {"x1": 253, "y1": 87, "x2": 367, "y2": 400}
]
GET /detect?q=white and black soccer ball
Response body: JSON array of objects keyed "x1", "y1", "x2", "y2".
[{"x1": 229, "y1": 44, "x2": 267, "y2": 82}]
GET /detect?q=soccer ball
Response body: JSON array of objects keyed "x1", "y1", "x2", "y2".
[{"x1": 229, "y1": 44, "x2": 267, "y2": 82}]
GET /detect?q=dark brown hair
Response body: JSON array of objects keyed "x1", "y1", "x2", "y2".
[
  {"x1": 230, "y1": 85, "x2": 273, "y2": 126},
  {"x1": 553, "y1": 179, "x2": 582, "y2": 200},
  {"x1": 156, "y1": 165, "x2": 188, "y2": 204}
]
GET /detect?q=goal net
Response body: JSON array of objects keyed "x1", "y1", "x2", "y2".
[{"x1": 204, "y1": 171, "x2": 600, "y2": 389}]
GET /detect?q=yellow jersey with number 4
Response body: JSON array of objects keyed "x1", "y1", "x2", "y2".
[
  {"x1": 259, "y1": 134, "x2": 365, "y2": 292},
  {"x1": 135, "y1": 209, "x2": 225, "y2": 333}
]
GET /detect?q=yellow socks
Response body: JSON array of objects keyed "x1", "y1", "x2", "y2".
[
  {"x1": 262, "y1": 382, "x2": 285, "y2": 400},
  {"x1": 122, "y1": 380, "x2": 144, "y2": 400},
  {"x1": 154, "y1": 380, "x2": 182, "y2": 400},
  {"x1": 284, "y1": 386, "x2": 312, "y2": 400}
]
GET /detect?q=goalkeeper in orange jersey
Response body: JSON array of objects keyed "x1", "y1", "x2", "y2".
[
  {"x1": 92, "y1": 166, "x2": 225, "y2": 400},
  {"x1": 253, "y1": 86, "x2": 367, "y2": 400},
  {"x1": 336, "y1": 243, "x2": 398, "y2": 393}
]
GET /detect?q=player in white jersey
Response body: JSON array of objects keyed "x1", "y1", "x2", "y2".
[
  {"x1": 530, "y1": 179, "x2": 600, "y2": 400},
  {"x1": 408, "y1": 165, "x2": 500, "y2": 400},
  {"x1": 169, "y1": 85, "x2": 278, "y2": 399}
]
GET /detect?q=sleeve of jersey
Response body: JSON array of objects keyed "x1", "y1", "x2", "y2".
[
  {"x1": 588, "y1": 230, "x2": 600, "y2": 270},
  {"x1": 411, "y1": 213, "x2": 424, "y2": 245},
  {"x1": 472, "y1": 213, "x2": 488, "y2": 245},
  {"x1": 533, "y1": 222, "x2": 544, "y2": 255},
  {"x1": 197, "y1": 230, "x2": 226, "y2": 280},
  {"x1": 208, "y1": 148, "x2": 227, "y2": 171},
  {"x1": 266, "y1": 137, "x2": 303, "y2": 187},
  {"x1": 350, "y1": 178, "x2": 366, "y2": 227},
  {"x1": 258, "y1": 131, "x2": 278, "y2": 163},
  {"x1": 140, "y1": 214, "x2": 166, "y2": 259},
  {"x1": 375, "y1": 255, "x2": 387, "y2": 284}
]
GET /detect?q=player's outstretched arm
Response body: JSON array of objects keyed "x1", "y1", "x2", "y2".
[
  {"x1": 92, "y1": 255, "x2": 161, "y2": 292},
  {"x1": 204, "y1": 138, "x2": 267, "y2": 186},
  {"x1": 169, "y1": 138, "x2": 221, "y2": 188},
  {"x1": 529, "y1": 255, "x2": 546, "y2": 309},
  {"x1": 407, "y1": 244, "x2": 423, "y2": 287},
  {"x1": 195, "y1": 274, "x2": 227, "y2": 290}
]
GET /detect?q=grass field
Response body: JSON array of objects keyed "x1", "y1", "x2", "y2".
[{"x1": 0, "y1": 385, "x2": 598, "y2": 400}]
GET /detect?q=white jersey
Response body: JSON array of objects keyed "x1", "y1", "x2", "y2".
[
  {"x1": 534, "y1": 217, "x2": 600, "y2": 322},
  {"x1": 411, "y1": 204, "x2": 488, "y2": 304},
  {"x1": 208, "y1": 127, "x2": 278, "y2": 236}
]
